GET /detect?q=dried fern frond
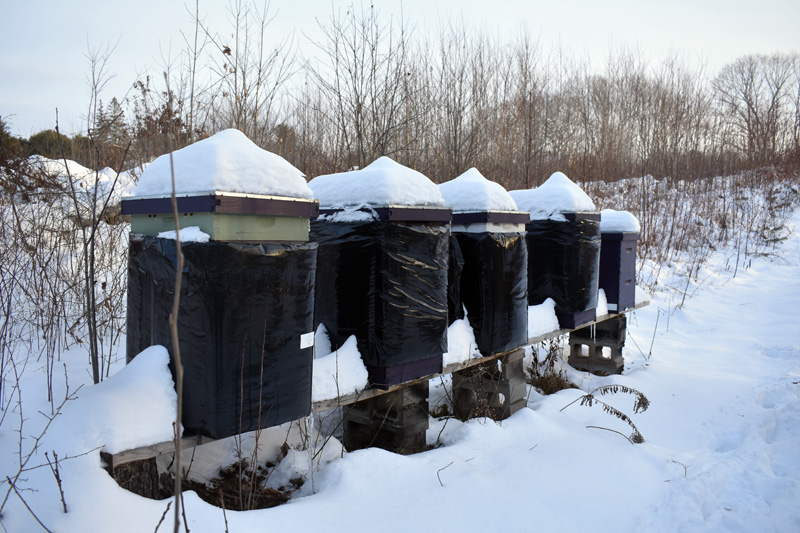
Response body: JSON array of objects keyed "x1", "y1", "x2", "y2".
[
  {"x1": 560, "y1": 384, "x2": 651, "y2": 444},
  {"x1": 594, "y1": 384, "x2": 650, "y2": 414}
]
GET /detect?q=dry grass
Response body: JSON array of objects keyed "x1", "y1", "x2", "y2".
[
  {"x1": 159, "y1": 460, "x2": 300, "y2": 511},
  {"x1": 527, "y1": 373, "x2": 579, "y2": 395}
]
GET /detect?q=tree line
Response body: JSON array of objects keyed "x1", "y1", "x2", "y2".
[{"x1": 2, "y1": 3, "x2": 799, "y2": 191}]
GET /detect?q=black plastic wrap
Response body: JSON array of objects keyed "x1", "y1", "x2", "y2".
[
  {"x1": 455, "y1": 232, "x2": 528, "y2": 356},
  {"x1": 525, "y1": 216, "x2": 601, "y2": 314},
  {"x1": 447, "y1": 234, "x2": 465, "y2": 324},
  {"x1": 312, "y1": 219, "x2": 449, "y2": 370},
  {"x1": 127, "y1": 235, "x2": 317, "y2": 440}
]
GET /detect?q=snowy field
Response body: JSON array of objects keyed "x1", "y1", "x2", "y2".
[{"x1": 1, "y1": 213, "x2": 799, "y2": 532}]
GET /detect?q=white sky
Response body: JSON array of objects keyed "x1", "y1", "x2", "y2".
[{"x1": 2, "y1": 0, "x2": 798, "y2": 137}]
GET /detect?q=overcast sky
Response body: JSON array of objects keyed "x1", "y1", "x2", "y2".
[{"x1": 2, "y1": 0, "x2": 798, "y2": 137}]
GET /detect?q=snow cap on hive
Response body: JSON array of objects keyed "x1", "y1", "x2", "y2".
[
  {"x1": 134, "y1": 129, "x2": 312, "y2": 198},
  {"x1": 509, "y1": 171, "x2": 596, "y2": 221},
  {"x1": 308, "y1": 156, "x2": 445, "y2": 208},
  {"x1": 438, "y1": 167, "x2": 518, "y2": 212},
  {"x1": 600, "y1": 209, "x2": 641, "y2": 233}
]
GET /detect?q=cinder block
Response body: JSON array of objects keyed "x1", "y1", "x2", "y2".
[
  {"x1": 568, "y1": 316, "x2": 626, "y2": 375},
  {"x1": 342, "y1": 382, "x2": 429, "y2": 453},
  {"x1": 572, "y1": 315, "x2": 627, "y2": 344},
  {"x1": 568, "y1": 342, "x2": 624, "y2": 375},
  {"x1": 452, "y1": 349, "x2": 526, "y2": 421}
]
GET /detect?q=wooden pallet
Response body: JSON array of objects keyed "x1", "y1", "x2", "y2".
[{"x1": 102, "y1": 300, "x2": 649, "y2": 468}]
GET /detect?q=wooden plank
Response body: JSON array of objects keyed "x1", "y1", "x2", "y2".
[
  {"x1": 104, "y1": 300, "x2": 650, "y2": 466},
  {"x1": 310, "y1": 347, "x2": 524, "y2": 413},
  {"x1": 101, "y1": 435, "x2": 216, "y2": 469},
  {"x1": 311, "y1": 301, "x2": 651, "y2": 413}
]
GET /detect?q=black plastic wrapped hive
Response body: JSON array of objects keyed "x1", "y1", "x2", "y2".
[
  {"x1": 450, "y1": 211, "x2": 529, "y2": 356},
  {"x1": 525, "y1": 212, "x2": 601, "y2": 329},
  {"x1": 127, "y1": 236, "x2": 317, "y2": 439},
  {"x1": 312, "y1": 206, "x2": 451, "y2": 388}
]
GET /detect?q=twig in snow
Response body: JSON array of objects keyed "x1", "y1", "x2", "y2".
[
  {"x1": 164, "y1": 72, "x2": 185, "y2": 533},
  {"x1": 5, "y1": 476, "x2": 53, "y2": 533},
  {"x1": 367, "y1": 398, "x2": 397, "y2": 449},
  {"x1": 153, "y1": 500, "x2": 172, "y2": 533},
  {"x1": 180, "y1": 490, "x2": 190, "y2": 533},
  {"x1": 626, "y1": 329, "x2": 647, "y2": 361},
  {"x1": 219, "y1": 490, "x2": 229, "y2": 533},
  {"x1": 670, "y1": 459, "x2": 688, "y2": 478},
  {"x1": 311, "y1": 387, "x2": 368, "y2": 462},
  {"x1": 648, "y1": 309, "x2": 660, "y2": 360},
  {"x1": 436, "y1": 461, "x2": 454, "y2": 487},
  {"x1": 585, "y1": 425, "x2": 635, "y2": 444},
  {"x1": 435, "y1": 416, "x2": 451, "y2": 447},
  {"x1": 45, "y1": 452, "x2": 66, "y2": 513},
  {"x1": 0, "y1": 360, "x2": 80, "y2": 516},
  {"x1": 21, "y1": 446, "x2": 102, "y2": 475}
]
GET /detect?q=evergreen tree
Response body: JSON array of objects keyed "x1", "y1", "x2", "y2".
[
  {"x1": 26, "y1": 129, "x2": 73, "y2": 160},
  {"x1": 92, "y1": 97, "x2": 130, "y2": 170},
  {"x1": 0, "y1": 118, "x2": 59, "y2": 197},
  {"x1": 0, "y1": 117, "x2": 23, "y2": 164}
]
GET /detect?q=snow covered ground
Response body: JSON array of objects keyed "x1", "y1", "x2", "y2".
[{"x1": 1, "y1": 212, "x2": 798, "y2": 531}]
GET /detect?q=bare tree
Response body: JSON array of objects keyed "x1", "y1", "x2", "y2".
[
  {"x1": 713, "y1": 53, "x2": 797, "y2": 168},
  {"x1": 201, "y1": 0, "x2": 297, "y2": 146},
  {"x1": 307, "y1": 3, "x2": 413, "y2": 172},
  {"x1": 59, "y1": 44, "x2": 130, "y2": 385}
]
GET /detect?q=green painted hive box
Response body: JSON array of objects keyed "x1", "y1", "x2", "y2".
[{"x1": 121, "y1": 192, "x2": 320, "y2": 242}]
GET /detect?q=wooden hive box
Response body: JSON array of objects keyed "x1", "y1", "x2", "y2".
[{"x1": 122, "y1": 192, "x2": 319, "y2": 242}]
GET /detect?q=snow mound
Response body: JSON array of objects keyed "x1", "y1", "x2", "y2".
[
  {"x1": 597, "y1": 289, "x2": 609, "y2": 317},
  {"x1": 635, "y1": 286, "x2": 651, "y2": 306},
  {"x1": 51, "y1": 345, "x2": 178, "y2": 455},
  {"x1": 309, "y1": 156, "x2": 445, "y2": 208},
  {"x1": 438, "y1": 168, "x2": 518, "y2": 212},
  {"x1": 528, "y1": 298, "x2": 561, "y2": 338},
  {"x1": 31, "y1": 155, "x2": 101, "y2": 182},
  {"x1": 600, "y1": 208, "x2": 641, "y2": 233},
  {"x1": 29, "y1": 155, "x2": 137, "y2": 199},
  {"x1": 314, "y1": 323, "x2": 332, "y2": 358},
  {"x1": 443, "y1": 309, "x2": 482, "y2": 366},
  {"x1": 134, "y1": 129, "x2": 312, "y2": 198},
  {"x1": 510, "y1": 171, "x2": 596, "y2": 220},
  {"x1": 157, "y1": 226, "x2": 210, "y2": 242},
  {"x1": 312, "y1": 333, "x2": 369, "y2": 403}
]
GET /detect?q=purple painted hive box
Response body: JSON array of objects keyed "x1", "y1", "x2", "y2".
[{"x1": 599, "y1": 231, "x2": 638, "y2": 312}]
